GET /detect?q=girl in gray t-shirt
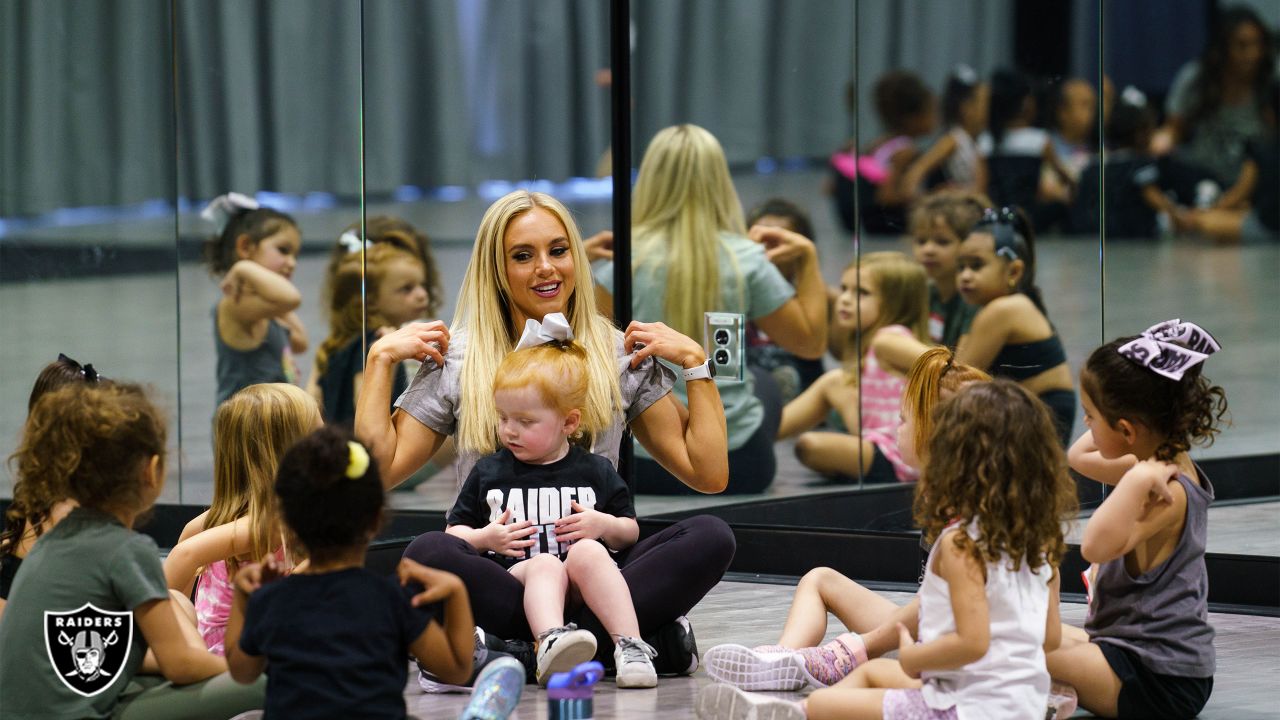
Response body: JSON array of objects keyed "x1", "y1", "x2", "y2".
[{"x1": 0, "y1": 382, "x2": 261, "y2": 720}]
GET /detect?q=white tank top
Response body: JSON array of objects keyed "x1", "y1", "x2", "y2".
[{"x1": 918, "y1": 523, "x2": 1052, "y2": 720}]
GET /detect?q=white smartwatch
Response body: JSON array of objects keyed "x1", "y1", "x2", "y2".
[{"x1": 682, "y1": 359, "x2": 716, "y2": 381}]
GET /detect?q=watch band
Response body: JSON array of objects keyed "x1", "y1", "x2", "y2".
[{"x1": 682, "y1": 359, "x2": 715, "y2": 381}]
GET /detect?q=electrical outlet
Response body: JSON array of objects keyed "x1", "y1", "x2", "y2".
[{"x1": 704, "y1": 312, "x2": 745, "y2": 381}]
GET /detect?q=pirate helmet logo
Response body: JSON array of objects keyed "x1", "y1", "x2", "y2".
[{"x1": 44, "y1": 603, "x2": 133, "y2": 697}]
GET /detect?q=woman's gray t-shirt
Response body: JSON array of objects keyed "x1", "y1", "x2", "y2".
[{"x1": 393, "y1": 329, "x2": 676, "y2": 487}]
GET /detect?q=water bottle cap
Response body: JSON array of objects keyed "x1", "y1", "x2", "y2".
[{"x1": 546, "y1": 660, "x2": 605, "y2": 699}]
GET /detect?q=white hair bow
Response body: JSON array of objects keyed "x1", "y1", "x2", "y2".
[
  {"x1": 339, "y1": 231, "x2": 373, "y2": 255},
  {"x1": 1118, "y1": 318, "x2": 1220, "y2": 381},
  {"x1": 513, "y1": 312, "x2": 574, "y2": 352},
  {"x1": 1121, "y1": 85, "x2": 1148, "y2": 108},
  {"x1": 200, "y1": 192, "x2": 260, "y2": 234}
]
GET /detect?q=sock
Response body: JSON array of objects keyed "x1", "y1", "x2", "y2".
[{"x1": 796, "y1": 632, "x2": 867, "y2": 686}]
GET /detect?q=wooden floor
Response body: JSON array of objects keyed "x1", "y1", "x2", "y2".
[{"x1": 403, "y1": 579, "x2": 1280, "y2": 719}]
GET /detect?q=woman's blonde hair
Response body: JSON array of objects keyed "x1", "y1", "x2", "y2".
[
  {"x1": 902, "y1": 347, "x2": 991, "y2": 460},
  {"x1": 494, "y1": 342, "x2": 598, "y2": 435},
  {"x1": 452, "y1": 191, "x2": 621, "y2": 455},
  {"x1": 838, "y1": 252, "x2": 931, "y2": 366},
  {"x1": 316, "y1": 244, "x2": 425, "y2": 377},
  {"x1": 632, "y1": 124, "x2": 748, "y2": 339},
  {"x1": 207, "y1": 383, "x2": 320, "y2": 573}
]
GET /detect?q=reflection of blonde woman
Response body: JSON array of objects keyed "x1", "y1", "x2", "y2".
[
  {"x1": 355, "y1": 190, "x2": 735, "y2": 676},
  {"x1": 596, "y1": 124, "x2": 829, "y2": 494}
]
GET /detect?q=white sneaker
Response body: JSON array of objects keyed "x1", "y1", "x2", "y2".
[
  {"x1": 702, "y1": 643, "x2": 807, "y2": 691},
  {"x1": 534, "y1": 624, "x2": 597, "y2": 686},
  {"x1": 695, "y1": 683, "x2": 806, "y2": 720},
  {"x1": 613, "y1": 636, "x2": 658, "y2": 689}
]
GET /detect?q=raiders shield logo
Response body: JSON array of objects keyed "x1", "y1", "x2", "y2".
[{"x1": 44, "y1": 603, "x2": 133, "y2": 697}]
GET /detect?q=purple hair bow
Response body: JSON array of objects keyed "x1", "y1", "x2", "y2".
[{"x1": 1117, "y1": 319, "x2": 1221, "y2": 381}]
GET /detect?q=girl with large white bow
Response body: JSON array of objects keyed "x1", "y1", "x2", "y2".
[
  {"x1": 355, "y1": 190, "x2": 734, "y2": 677},
  {"x1": 1050, "y1": 319, "x2": 1225, "y2": 719}
]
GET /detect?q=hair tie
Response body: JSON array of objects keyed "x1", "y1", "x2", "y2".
[
  {"x1": 345, "y1": 441, "x2": 370, "y2": 479},
  {"x1": 513, "y1": 312, "x2": 574, "y2": 352},
  {"x1": 1117, "y1": 319, "x2": 1221, "y2": 381},
  {"x1": 338, "y1": 231, "x2": 373, "y2": 255},
  {"x1": 200, "y1": 192, "x2": 260, "y2": 234}
]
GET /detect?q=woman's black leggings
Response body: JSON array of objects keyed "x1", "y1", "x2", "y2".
[
  {"x1": 402, "y1": 515, "x2": 736, "y2": 658},
  {"x1": 635, "y1": 365, "x2": 783, "y2": 495}
]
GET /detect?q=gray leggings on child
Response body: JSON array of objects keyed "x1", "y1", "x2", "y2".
[{"x1": 113, "y1": 673, "x2": 264, "y2": 720}]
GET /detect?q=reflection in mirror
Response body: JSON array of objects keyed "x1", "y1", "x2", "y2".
[
  {"x1": 1096, "y1": 0, "x2": 1279, "y2": 557},
  {"x1": 0, "y1": 1, "x2": 180, "y2": 501},
  {"x1": 625, "y1": 1, "x2": 858, "y2": 510},
  {"x1": 359, "y1": 2, "x2": 616, "y2": 513},
  {"x1": 175, "y1": 0, "x2": 362, "y2": 504},
  {"x1": 845, "y1": 1, "x2": 1103, "y2": 524}
]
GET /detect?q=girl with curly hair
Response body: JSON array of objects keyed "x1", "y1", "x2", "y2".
[{"x1": 700, "y1": 379, "x2": 1077, "y2": 720}]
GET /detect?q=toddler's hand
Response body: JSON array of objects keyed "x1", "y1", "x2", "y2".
[
  {"x1": 1125, "y1": 459, "x2": 1178, "y2": 505},
  {"x1": 396, "y1": 559, "x2": 462, "y2": 607},
  {"x1": 481, "y1": 508, "x2": 538, "y2": 558},
  {"x1": 554, "y1": 501, "x2": 610, "y2": 543},
  {"x1": 232, "y1": 557, "x2": 285, "y2": 597},
  {"x1": 896, "y1": 623, "x2": 921, "y2": 678}
]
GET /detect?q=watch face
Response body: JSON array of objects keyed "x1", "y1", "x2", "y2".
[{"x1": 707, "y1": 359, "x2": 716, "y2": 377}]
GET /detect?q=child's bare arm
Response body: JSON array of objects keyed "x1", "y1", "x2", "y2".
[
  {"x1": 163, "y1": 518, "x2": 252, "y2": 596},
  {"x1": 1043, "y1": 568, "x2": 1062, "y2": 653},
  {"x1": 401, "y1": 560, "x2": 474, "y2": 686},
  {"x1": 900, "y1": 133, "x2": 958, "y2": 200},
  {"x1": 224, "y1": 559, "x2": 286, "y2": 684},
  {"x1": 870, "y1": 329, "x2": 931, "y2": 376},
  {"x1": 898, "y1": 532, "x2": 990, "y2": 675},
  {"x1": 1081, "y1": 459, "x2": 1183, "y2": 564},
  {"x1": 220, "y1": 260, "x2": 302, "y2": 326},
  {"x1": 777, "y1": 369, "x2": 842, "y2": 439},
  {"x1": 276, "y1": 311, "x2": 309, "y2": 354},
  {"x1": 136, "y1": 597, "x2": 227, "y2": 685},
  {"x1": 1067, "y1": 430, "x2": 1137, "y2": 485}
]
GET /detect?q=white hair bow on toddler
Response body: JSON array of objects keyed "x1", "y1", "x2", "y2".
[
  {"x1": 514, "y1": 312, "x2": 574, "y2": 351},
  {"x1": 339, "y1": 231, "x2": 373, "y2": 255},
  {"x1": 1118, "y1": 319, "x2": 1220, "y2": 381},
  {"x1": 200, "y1": 192, "x2": 260, "y2": 234}
]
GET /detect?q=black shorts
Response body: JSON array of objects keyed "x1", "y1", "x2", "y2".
[{"x1": 1098, "y1": 641, "x2": 1213, "y2": 719}]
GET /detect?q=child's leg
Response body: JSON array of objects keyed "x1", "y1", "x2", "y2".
[
  {"x1": 777, "y1": 567, "x2": 899, "y2": 648},
  {"x1": 1046, "y1": 640, "x2": 1121, "y2": 718},
  {"x1": 509, "y1": 554, "x2": 568, "y2": 637},
  {"x1": 806, "y1": 659, "x2": 923, "y2": 720},
  {"x1": 563, "y1": 540, "x2": 639, "y2": 638},
  {"x1": 793, "y1": 433, "x2": 879, "y2": 477}
]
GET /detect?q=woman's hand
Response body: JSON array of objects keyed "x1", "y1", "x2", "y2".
[
  {"x1": 479, "y1": 509, "x2": 538, "y2": 558},
  {"x1": 367, "y1": 320, "x2": 450, "y2": 368},
  {"x1": 748, "y1": 225, "x2": 816, "y2": 268},
  {"x1": 623, "y1": 320, "x2": 707, "y2": 370},
  {"x1": 396, "y1": 559, "x2": 464, "y2": 607},
  {"x1": 583, "y1": 230, "x2": 614, "y2": 262}
]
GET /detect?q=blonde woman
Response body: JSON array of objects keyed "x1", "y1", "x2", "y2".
[
  {"x1": 355, "y1": 189, "x2": 734, "y2": 679},
  {"x1": 595, "y1": 124, "x2": 829, "y2": 495}
]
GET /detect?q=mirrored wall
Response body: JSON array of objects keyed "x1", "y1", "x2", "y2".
[{"x1": 2, "y1": 0, "x2": 1276, "y2": 556}]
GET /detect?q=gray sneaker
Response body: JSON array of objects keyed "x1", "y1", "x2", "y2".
[
  {"x1": 613, "y1": 636, "x2": 657, "y2": 689},
  {"x1": 534, "y1": 624, "x2": 598, "y2": 686}
]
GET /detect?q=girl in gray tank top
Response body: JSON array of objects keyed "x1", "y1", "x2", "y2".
[{"x1": 1048, "y1": 319, "x2": 1226, "y2": 719}]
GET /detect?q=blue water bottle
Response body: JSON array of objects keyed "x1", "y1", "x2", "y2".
[{"x1": 546, "y1": 661, "x2": 604, "y2": 720}]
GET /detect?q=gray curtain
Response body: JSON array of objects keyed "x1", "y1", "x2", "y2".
[
  {"x1": 0, "y1": 0, "x2": 173, "y2": 217},
  {"x1": 3, "y1": 0, "x2": 1019, "y2": 218}
]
